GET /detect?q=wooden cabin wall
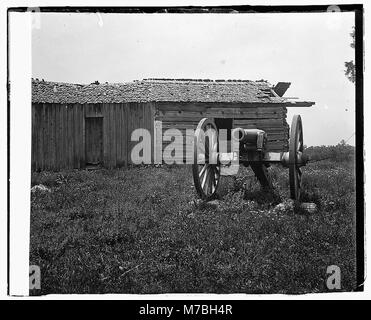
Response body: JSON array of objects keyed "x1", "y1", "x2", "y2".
[
  {"x1": 32, "y1": 101, "x2": 288, "y2": 170},
  {"x1": 32, "y1": 103, "x2": 155, "y2": 171},
  {"x1": 233, "y1": 116, "x2": 289, "y2": 152},
  {"x1": 154, "y1": 102, "x2": 289, "y2": 164},
  {"x1": 32, "y1": 103, "x2": 85, "y2": 171}
]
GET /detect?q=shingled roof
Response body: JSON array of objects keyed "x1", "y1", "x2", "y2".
[{"x1": 31, "y1": 78, "x2": 311, "y2": 105}]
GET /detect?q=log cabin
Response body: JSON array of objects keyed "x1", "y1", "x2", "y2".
[{"x1": 31, "y1": 78, "x2": 314, "y2": 171}]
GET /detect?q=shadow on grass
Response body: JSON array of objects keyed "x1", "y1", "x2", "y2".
[{"x1": 243, "y1": 188, "x2": 281, "y2": 206}]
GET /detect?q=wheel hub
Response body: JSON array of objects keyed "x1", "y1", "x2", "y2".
[{"x1": 281, "y1": 151, "x2": 309, "y2": 168}]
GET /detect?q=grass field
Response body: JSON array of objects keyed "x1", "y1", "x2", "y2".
[{"x1": 30, "y1": 159, "x2": 357, "y2": 294}]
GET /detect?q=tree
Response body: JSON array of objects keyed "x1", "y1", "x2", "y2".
[{"x1": 344, "y1": 27, "x2": 355, "y2": 83}]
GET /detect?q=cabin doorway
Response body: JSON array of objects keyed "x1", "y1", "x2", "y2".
[
  {"x1": 214, "y1": 118, "x2": 233, "y2": 140},
  {"x1": 85, "y1": 117, "x2": 103, "y2": 166}
]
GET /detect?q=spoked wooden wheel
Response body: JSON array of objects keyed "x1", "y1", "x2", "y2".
[
  {"x1": 192, "y1": 118, "x2": 221, "y2": 200},
  {"x1": 289, "y1": 115, "x2": 304, "y2": 200}
]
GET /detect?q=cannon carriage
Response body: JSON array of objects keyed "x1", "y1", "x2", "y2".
[{"x1": 192, "y1": 114, "x2": 309, "y2": 201}]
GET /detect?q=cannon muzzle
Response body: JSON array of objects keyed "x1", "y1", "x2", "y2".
[{"x1": 232, "y1": 128, "x2": 267, "y2": 144}]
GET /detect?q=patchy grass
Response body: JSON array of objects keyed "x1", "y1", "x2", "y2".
[{"x1": 30, "y1": 160, "x2": 357, "y2": 294}]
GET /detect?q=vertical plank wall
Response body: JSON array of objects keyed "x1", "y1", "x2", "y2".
[
  {"x1": 126, "y1": 102, "x2": 155, "y2": 165},
  {"x1": 32, "y1": 103, "x2": 84, "y2": 171},
  {"x1": 32, "y1": 103, "x2": 154, "y2": 171}
]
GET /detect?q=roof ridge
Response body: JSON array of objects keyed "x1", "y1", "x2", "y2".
[
  {"x1": 32, "y1": 78, "x2": 272, "y2": 85},
  {"x1": 142, "y1": 78, "x2": 259, "y2": 83},
  {"x1": 31, "y1": 79, "x2": 137, "y2": 87}
]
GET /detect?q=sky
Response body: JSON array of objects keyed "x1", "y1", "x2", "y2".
[{"x1": 32, "y1": 12, "x2": 356, "y2": 146}]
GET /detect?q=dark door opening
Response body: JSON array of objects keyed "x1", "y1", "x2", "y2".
[
  {"x1": 85, "y1": 117, "x2": 103, "y2": 166},
  {"x1": 214, "y1": 118, "x2": 233, "y2": 153},
  {"x1": 214, "y1": 118, "x2": 233, "y2": 140}
]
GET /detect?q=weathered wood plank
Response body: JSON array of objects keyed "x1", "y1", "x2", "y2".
[
  {"x1": 41, "y1": 104, "x2": 46, "y2": 170},
  {"x1": 51, "y1": 104, "x2": 56, "y2": 170},
  {"x1": 122, "y1": 103, "x2": 127, "y2": 167},
  {"x1": 115, "y1": 104, "x2": 120, "y2": 166},
  {"x1": 31, "y1": 104, "x2": 36, "y2": 170},
  {"x1": 73, "y1": 104, "x2": 79, "y2": 168},
  {"x1": 123, "y1": 103, "x2": 128, "y2": 166},
  {"x1": 31, "y1": 104, "x2": 35, "y2": 170},
  {"x1": 156, "y1": 102, "x2": 291, "y2": 111},
  {"x1": 59, "y1": 105, "x2": 64, "y2": 169},
  {"x1": 154, "y1": 120, "x2": 162, "y2": 164},
  {"x1": 143, "y1": 103, "x2": 148, "y2": 162},
  {"x1": 157, "y1": 110, "x2": 284, "y2": 119},
  {"x1": 78, "y1": 104, "x2": 84, "y2": 168},
  {"x1": 82, "y1": 104, "x2": 86, "y2": 168},
  {"x1": 109, "y1": 104, "x2": 115, "y2": 168},
  {"x1": 115, "y1": 104, "x2": 121, "y2": 167},
  {"x1": 108, "y1": 103, "x2": 113, "y2": 168},
  {"x1": 54, "y1": 104, "x2": 59, "y2": 170},
  {"x1": 66, "y1": 104, "x2": 71, "y2": 168},
  {"x1": 63, "y1": 104, "x2": 67, "y2": 169},
  {"x1": 157, "y1": 108, "x2": 286, "y2": 115},
  {"x1": 67, "y1": 105, "x2": 72, "y2": 168},
  {"x1": 70, "y1": 105, "x2": 74, "y2": 168},
  {"x1": 149, "y1": 103, "x2": 155, "y2": 163},
  {"x1": 102, "y1": 104, "x2": 108, "y2": 166},
  {"x1": 126, "y1": 103, "x2": 133, "y2": 165},
  {"x1": 44, "y1": 104, "x2": 49, "y2": 170},
  {"x1": 70, "y1": 104, "x2": 74, "y2": 168}
]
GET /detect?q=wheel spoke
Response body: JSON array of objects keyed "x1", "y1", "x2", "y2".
[
  {"x1": 297, "y1": 168, "x2": 302, "y2": 185},
  {"x1": 297, "y1": 138, "x2": 303, "y2": 152},
  {"x1": 207, "y1": 171, "x2": 213, "y2": 194},
  {"x1": 210, "y1": 166, "x2": 216, "y2": 193},
  {"x1": 203, "y1": 167, "x2": 211, "y2": 193},
  {"x1": 199, "y1": 164, "x2": 207, "y2": 179},
  {"x1": 201, "y1": 165, "x2": 209, "y2": 189},
  {"x1": 214, "y1": 165, "x2": 220, "y2": 185},
  {"x1": 215, "y1": 170, "x2": 220, "y2": 182}
]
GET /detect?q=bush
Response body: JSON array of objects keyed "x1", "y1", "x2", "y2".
[{"x1": 304, "y1": 143, "x2": 355, "y2": 163}]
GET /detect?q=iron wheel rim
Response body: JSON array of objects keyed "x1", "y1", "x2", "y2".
[
  {"x1": 289, "y1": 115, "x2": 303, "y2": 200},
  {"x1": 192, "y1": 118, "x2": 221, "y2": 200}
]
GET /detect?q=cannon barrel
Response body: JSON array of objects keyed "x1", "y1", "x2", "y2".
[{"x1": 232, "y1": 128, "x2": 266, "y2": 144}]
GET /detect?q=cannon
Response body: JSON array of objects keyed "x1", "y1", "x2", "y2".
[{"x1": 192, "y1": 115, "x2": 309, "y2": 201}]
